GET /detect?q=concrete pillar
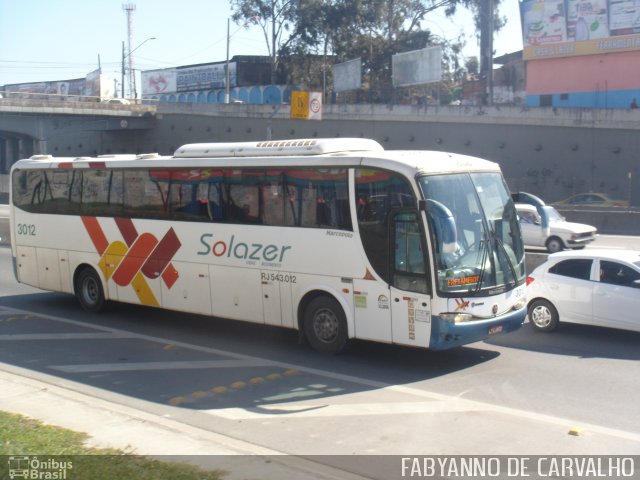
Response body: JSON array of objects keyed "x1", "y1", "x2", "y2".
[{"x1": 0, "y1": 138, "x2": 6, "y2": 174}]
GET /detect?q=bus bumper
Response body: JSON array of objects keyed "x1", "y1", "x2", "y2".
[{"x1": 428, "y1": 307, "x2": 526, "y2": 351}]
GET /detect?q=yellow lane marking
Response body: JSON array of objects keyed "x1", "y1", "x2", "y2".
[{"x1": 167, "y1": 369, "x2": 299, "y2": 406}]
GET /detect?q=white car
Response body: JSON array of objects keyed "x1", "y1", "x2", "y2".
[
  {"x1": 516, "y1": 203, "x2": 597, "y2": 253},
  {"x1": 526, "y1": 249, "x2": 640, "y2": 333},
  {"x1": 101, "y1": 97, "x2": 130, "y2": 105}
]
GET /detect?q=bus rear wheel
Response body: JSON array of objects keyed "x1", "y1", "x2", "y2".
[
  {"x1": 303, "y1": 296, "x2": 349, "y2": 355},
  {"x1": 75, "y1": 267, "x2": 106, "y2": 313}
]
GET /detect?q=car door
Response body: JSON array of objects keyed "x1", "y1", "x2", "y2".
[
  {"x1": 593, "y1": 260, "x2": 640, "y2": 332},
  {"x1": 518, "y1": 209, "x2": 543, "y2": 247},
  {"x1": 545, "y1": 258, "x2": 595, "y2": 325}
]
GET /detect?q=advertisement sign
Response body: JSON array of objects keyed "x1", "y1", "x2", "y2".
[
  {"x1": 85, "y1": 70, "x2": 113, "y2": 99},
  {"x1": 392, "y1": 46, "x2": 442, "y2": 87},
  {"x1": 4, "y1": 79, "x2": 85, "y2": 100},
  {"x1": 521, "y1": 0, "x2": 568, "y2": 46},
  {"x1": 609, "y1": 0, "x2": 640, "y2": 36},
  {"x1": 333, "y1": 58, "x2": 362, "y2": 92},
  {"x1": 176, "y1": 63, "x2": 236, "y2": 92},
  {"x1": 142, "y1": 68, "x2": 177, "y2": 95},
  {"x1": 522, "y1": 0, "x2": 640, "y2": 59},
  {"x1": 290, "y1": 91, "x2": 322, "y2": 120}
]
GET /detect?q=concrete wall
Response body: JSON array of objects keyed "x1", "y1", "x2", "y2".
[{"x1": 2, "y1": 102, "x2": 640, "y2": 233}]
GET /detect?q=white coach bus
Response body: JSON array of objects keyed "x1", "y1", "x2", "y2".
[{"x1": 9, "y1": 138, "x2": 527, "y2": 354}]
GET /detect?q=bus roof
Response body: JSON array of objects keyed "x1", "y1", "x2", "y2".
[
  {"x1": 12, "y1": 138, "x2": 501, "y2": 177},
  {"x1": 174, "y1": 138, "x2": 384, "y2": 157}
]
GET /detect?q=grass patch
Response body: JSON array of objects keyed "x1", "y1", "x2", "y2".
[{"x1": 0, "y1": 411, "x2": 227, "y2": 479}]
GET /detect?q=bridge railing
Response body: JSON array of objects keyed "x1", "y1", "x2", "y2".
[{"x1": 0, "y1": 92, "x2": 155, "y2": 114}]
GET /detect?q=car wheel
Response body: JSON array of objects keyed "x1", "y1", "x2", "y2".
[
  {"x1": 545, "y1": 236, "x2": 564, "y2": 253},
  {"x1": 75, "y1": 267, "x2": 106, "y2": 313},
  {"x1": 303, "y1": 296, "x2": 349, "y2": 355},
  {"x1": 528, "y1": 299, "x2": 559, "y2": 332}
]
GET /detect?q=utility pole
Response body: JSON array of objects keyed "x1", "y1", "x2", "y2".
[
  {"x1": 123, "y1": 3, "x2": 136, "y2": 98},
  {"x1": 479, "y1": 0, "x2": 494, "y2": 105},
  {"x1": 225, "y1": 18, "x2": 230, "y2": 104},
  {"x1": 121, "y1": 41, "x2": 125, "y2": 98}
]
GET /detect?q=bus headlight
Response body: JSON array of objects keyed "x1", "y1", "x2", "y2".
[
  {"x1": 512, "y1": 297, "x2": 526, "y2": 311},
  {"x1": 440, "y1": 312, "x2": 473, "y2": 324}
]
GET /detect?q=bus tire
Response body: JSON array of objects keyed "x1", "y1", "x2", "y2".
[
  {"x1": 303, "y1": 296, "x2": 349, "y2": 355},
  {"x1": 75, "y1": 267, "x2": 106, "y2": 313}
]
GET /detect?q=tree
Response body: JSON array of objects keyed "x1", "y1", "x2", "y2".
[
  {"x1": 230, "y1": 0, "x2": 298, "y2": 84},
  {"x1": 230, "y1": 0, "x2": 505, "y2": 102}
]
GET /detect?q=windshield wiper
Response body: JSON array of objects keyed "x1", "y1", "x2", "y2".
[{"x1": 491, "y1": 230, "x2": 518, "y2": 289}]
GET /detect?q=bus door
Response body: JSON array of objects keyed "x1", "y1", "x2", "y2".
[
  {"x1": 389, "y1": 211, "x2": 432, "y2": 347},
  {"x1": 353, "y1": 210, "x2": 431, "y2": 347}
]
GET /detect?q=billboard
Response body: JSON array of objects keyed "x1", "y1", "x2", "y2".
[
  {"x1": 333, "y1": 58, "x2": 362, "y2": 92},
  {"x1": 142, "y1": 68, "x2": 177, "y2": 95},
  {"x1": 3, "y1": 79, "x2": 85, "y2": 100},
  {"x1": 85, "y1": 69, "x2": 113, "y2": 99},
  {"x1": 522, "y1": 0, "x2": 640, "y2": 60},
  {"x1": 392, "y1": 46, "x2": 442, "y2": 87},
  {"x1": 176, "y1": 63, "x2": 236, "y2": 92}
]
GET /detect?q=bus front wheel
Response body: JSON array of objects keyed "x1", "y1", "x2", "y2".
[
  {"x1": 303, "y1": 296, "x2": 349, "y2": 355},
  {"x1": 75, "y1": 267, "x2": 106, "y2": 313}
]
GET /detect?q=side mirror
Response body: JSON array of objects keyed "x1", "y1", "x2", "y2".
[{"x1": 425, "y1": 199, "x2": 458, "y2": 254}]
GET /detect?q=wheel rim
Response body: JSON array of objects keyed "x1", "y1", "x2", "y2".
[
  {"x1": 81, "y1": 277, "x2": 99, "y2": 306},
  {"x1": 312, "y1": 307, "x2": 339, "y2": 343},
  {"x1": 531, "y1": 305, "x2": 552, "y2": 328},
  {"x1": 548, "y1": 239, "x2": 562, "y2": 253}
]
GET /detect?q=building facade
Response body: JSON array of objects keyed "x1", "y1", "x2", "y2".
[{"x1": 521, "y1": 0, "x2": 640, "y2": 109}]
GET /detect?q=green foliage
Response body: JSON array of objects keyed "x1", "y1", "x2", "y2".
[
  {"x1": 0, "y1": 411, "x2": 226, "y2": 480},
  {"x1": 230, "y1": 0, "x2": 507, "y2": 102}
]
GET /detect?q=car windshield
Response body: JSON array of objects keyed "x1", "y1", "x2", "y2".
[
  {"x1": 543, "y1": 206, "x2": 564, "y2": 222},
  {"x1": 418, "y1": 172, "x2": 526, "y2": 296}
]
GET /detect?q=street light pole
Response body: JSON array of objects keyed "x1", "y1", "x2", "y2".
[{"x1": 121, "y1": 37, "x2": 156, "y2": 100}]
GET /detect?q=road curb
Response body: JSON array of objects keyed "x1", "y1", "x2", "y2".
[{"x1": 0, "y1": 365, "x2": 368, "y2": 480}]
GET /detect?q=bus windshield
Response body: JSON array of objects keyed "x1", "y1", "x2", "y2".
[{"x1": 418, "y1": 172, "x2": 525, "y2": 296}]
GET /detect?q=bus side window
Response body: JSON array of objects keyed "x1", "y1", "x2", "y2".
[{"x1": 355, "y1": 167, "x2": 418, "y2": 284}]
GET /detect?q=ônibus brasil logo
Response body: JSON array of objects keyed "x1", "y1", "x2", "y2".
[
  {"x1": 8, "y1": 456, "x2": 73, "y2": 479},
  {"x1": 82, "y1": 217, "x2": 181, "y2": 307}
]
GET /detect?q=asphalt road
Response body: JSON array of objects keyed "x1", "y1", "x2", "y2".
[{"x1": 1, "y1": 242, "x2": 640, "y2": 476}]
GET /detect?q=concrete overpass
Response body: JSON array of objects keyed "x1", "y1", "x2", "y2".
[
  {"x1": 0, "y1": 98, "x2": 155, "y2": 173},
  {"x1": 2, "y1": 98, "x2": 640, "y2": 212}
]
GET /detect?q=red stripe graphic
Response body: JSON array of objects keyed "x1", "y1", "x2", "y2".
[
  {"x1": 115, "y1": 218, "x2": 138, "y2": 247},
  {"x1": 112, "y1": 233, "x2": 158, "y2": 286},
  {"x1": 81, "y1": 216, "x2": 109, "y2": 255},
  {"x1": 141, "y1": 228, "x2": 182, "y2": 279},
  {"x1": 162, "y1": 264, "x2": 179, "y2": 289}
]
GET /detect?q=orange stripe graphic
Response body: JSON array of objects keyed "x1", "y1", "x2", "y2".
[
  {"x1": 82, "y1": 216, "x2": 109, "y2": 255},
  {"x1": 112, "y1": 233, "x2": 158, "y2": 286},
  {"x1": 162, "y1": 264, "x2": 179, "y2": 289}
]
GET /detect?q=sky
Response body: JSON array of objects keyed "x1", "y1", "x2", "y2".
[{"x1": 0, "y1": 0, "x2": 523, "y2": 87}]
